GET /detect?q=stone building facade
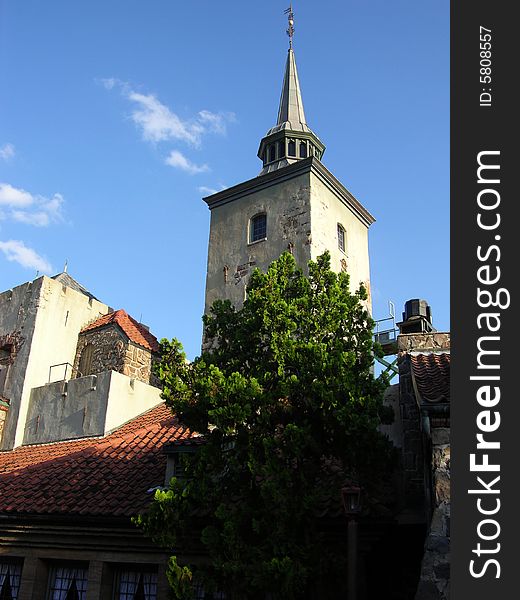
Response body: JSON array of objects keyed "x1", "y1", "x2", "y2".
[
  {"x1": 0, "y1": 274, "x2": 110, "y2": 450},
  {"x1": 395, "y1": 332, "x2": 451, "y2": 600},
  {"x1": 73, "y1": 310, "x2": 160, "y2": 387},
  {"x1": 203, "y1": 46, "x2": 374, "y2": 315}
]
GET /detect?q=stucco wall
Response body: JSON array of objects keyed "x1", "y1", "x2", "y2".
[
  {"x1": 204, "y1": 172, "x2": 313, "y2": 313},
  {"x1": 23, "y1": 370, "x2": 162, "y2": 445},
  {"x1": 204, "y1": 164, "x2": 373, "y2": 318},
  {"x1": 0, "y1": 279, "x2": 42, "y2": 449},
  {"x1": 103, "y1": 371, "x2": 162, "y2": 433},
  {"x1": 309, "y1": 171, "x2": 372, "y2": 310},
  {"x1": 0, "y1": 276, "x2": 110, "y2": 449}
]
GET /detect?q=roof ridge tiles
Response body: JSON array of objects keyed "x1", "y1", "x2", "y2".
[{"x1": 80, "y1": 308, "x2": 160, "y2": 352}]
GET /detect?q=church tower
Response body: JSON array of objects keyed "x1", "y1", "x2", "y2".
[{"x1": 203, "y1": 7, "x2": 374, "y2": 314}]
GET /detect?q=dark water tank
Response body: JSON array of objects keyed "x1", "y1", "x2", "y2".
[{"x1": 398, "y1": 299, "x2": 435, "y2": 334}]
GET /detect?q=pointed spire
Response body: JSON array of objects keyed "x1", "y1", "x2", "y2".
[
  {"x1": 257, "y1": 4, "x2": 325, "y2": 175},
  {"x1": 276, "y1": 49, "x2": 309, "y2": 133}
]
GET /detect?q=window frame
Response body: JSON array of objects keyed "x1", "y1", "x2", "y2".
[
  {"x1": 1, "y1": 560, "x2": 23, "y2": 600},
  {"x1": 249, "y1": 213, "x2": 267, "y2": 245},
  {"x1": 337, "y1": 223, "x2": 346, "y2": 253},
  {"x1": 112, "y1": 566, "x2": 158, "y2": 600},
  {"x1": 46, "y1": 562, "x2": 89, "y2": 600}
]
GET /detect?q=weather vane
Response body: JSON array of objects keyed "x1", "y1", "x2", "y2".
[{"x1": 284, "y1": 3, "x2": 295, "y2": 49}]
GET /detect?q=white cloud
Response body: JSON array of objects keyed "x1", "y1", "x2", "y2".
[
  {"x1": 198, "y1": 110, "x2": 235, "y2": 135},
  {"x1": 0, "y1": 143, "x2": 15, "y2": 161},
  {"x1": 128, "y1": 91, "x2": 204, "y2": 145},
  {"x1": 100, "y1": 77, "x2": 118, "y2": 90},
  {"x1": 0, "y1": 183, "x2": 33, "y2": 207},
  {"x1": 0, "y1": 183, "x2": 64, "y2": 227},
  {"x1": 101, "y1": 79, "x2": 235, "y2": 148},
  {"x1": 0, "y1": 240, "x2": 53, "y2": 273},
  {"x1": 198, "y1": 184, "x2": 227, "y2": 196},
  {"x1": 165, "y1": 150, "x2": 209, "y2": 175}
]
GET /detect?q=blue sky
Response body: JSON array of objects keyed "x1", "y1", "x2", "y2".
[{"x1": 0, "y1": 0, "x2": 449, "y2": 360}]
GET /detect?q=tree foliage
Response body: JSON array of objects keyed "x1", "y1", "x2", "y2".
[{"x1": 136, "y1": 252, "x2": 395, "y2": 599}]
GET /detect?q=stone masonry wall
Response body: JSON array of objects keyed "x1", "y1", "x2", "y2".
[
  {"x1": 397, "y1": 355, "x2": 425, "y2": 510},
  {"x1": 74, "y1": 325, "x2": 159, "y2": 386},
  {"x1": 397, "y1": 333, "x2": 451, "y2": 354},
  {"x1": 74, "y1": 326, "x2": 126, "y2": 377},
  {"x1": 415, "y1": 427, "x2": 450, "y2": 600},
  {"x1": 122, "y1": 342, "x2": 158, "y2": 386},
  {"x1": 0, "y1": 407, "x2": 7, "y2": 445}
]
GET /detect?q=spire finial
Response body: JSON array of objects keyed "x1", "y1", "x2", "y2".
[{"x1": 284, "y1": 4, "x2": 294, "y2": 49}]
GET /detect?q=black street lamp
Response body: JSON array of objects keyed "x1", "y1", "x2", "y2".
[{"x1": 341, "y1": 485, "x2": 362, "y2": 600}]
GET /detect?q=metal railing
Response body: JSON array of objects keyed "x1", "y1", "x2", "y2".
[{"x1": 48, "y1": 362, "x2": 82, "y2": 383}]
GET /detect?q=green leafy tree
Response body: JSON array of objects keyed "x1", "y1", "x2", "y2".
[{"x1": 136, "y1": 252, "x2": 395, "y2": 599}]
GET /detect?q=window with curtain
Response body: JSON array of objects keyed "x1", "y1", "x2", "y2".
[
  {"x1": 114, "y1": 569, "x2": 157, "y2": 600},
  {"x1": 47, "y1": 565, "x2": 88, "y2": 600},
  {"x1": 193, "y1": 583, "x2": 226, "y2": 600},
  {"x1": 1, "y1": 562, "x2": 23, "y2": 600}
]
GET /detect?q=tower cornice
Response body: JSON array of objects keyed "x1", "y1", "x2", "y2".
[{"x1": 203, "y1": 157, "x2": 375, "y2": 228}]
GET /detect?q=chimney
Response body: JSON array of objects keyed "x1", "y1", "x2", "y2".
[{"x1": 397, "y1": 299, "x2": 435, "y2": 335}]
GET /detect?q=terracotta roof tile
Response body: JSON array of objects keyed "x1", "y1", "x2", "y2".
[
  {"x1": 0, "y1": 404, "x2": 193, "y2": 518},
  {"x1": 81, "y1": 309, "x2": 160, "y2": 353},
  {"x1": 411, "y1": 352, "x2": 450, "y2": 404}
]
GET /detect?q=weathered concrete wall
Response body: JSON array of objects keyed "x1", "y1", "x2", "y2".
[
  {"x1": 204, "y1": 171, "x2": 313, "y2": 313},
  {"x1": 0, "y1": 276, "x2": 110, "y2": 449},
  {"x1": 415, "y1": 427, "x2": 450, "y2": 600},
  {"x1": 103, "y1": 371, "x2": 162, "y2": 433},
  {"x1": 23, "y1": 370, "x2": 161, "y2": 445},
  {"x1": 309, "y1": 171, "x2": 372, "y2": 310},
  {"x1": 204, "y1": 164, "x2": 373, "y2": 319},
  {"x1": 23, "y1": 373, "x2": 111, "y2": 444},
  {"x1": 0, "y1": 279, "x2": 42, "y2": 449}
]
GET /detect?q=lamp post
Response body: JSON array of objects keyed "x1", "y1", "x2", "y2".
[{"x1": 341, "y1": 485, "x2": 362, "y2": 600}]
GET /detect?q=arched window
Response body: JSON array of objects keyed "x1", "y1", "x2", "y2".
[
  {"x1": 78, "y1": 343, "x2": 94, "y2": 377},
  {"x1": 250, "y1": 213, "x2": 267, "y2": 243},
  {"x1": 288, "y1": 139, "x2": 296, "y2": 157},
  {"x1": 299, "y1": 141, "x2": 307, "y2": 158},
  {"x1": 337, "y1": 223, "x2": 346, "y2": 253}
]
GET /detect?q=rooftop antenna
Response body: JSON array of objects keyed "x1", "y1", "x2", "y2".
[{"x1": 284, "y1": 3, "x2": 295, "y2": 49}]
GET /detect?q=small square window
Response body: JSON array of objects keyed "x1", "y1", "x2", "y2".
[
  {"x1": 337, "y1": 224, "x2": 346, "y2": 253},
  {"x1": 1, "y1": 561, "x2": 23, "y2": 600},
  {"x1": 250, "y1": 214, "x2": 267, "y2": 243}
]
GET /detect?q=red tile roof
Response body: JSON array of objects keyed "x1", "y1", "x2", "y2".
[
  {"x1": 0, "y1": 404, "x2": 192, "y2": 517},
  {"x1": 81, "y1": 309, "x2": 160, "y2": 353},
  {"x1": 411, "y1": 352, "x2": 450, "y2": 404}
]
